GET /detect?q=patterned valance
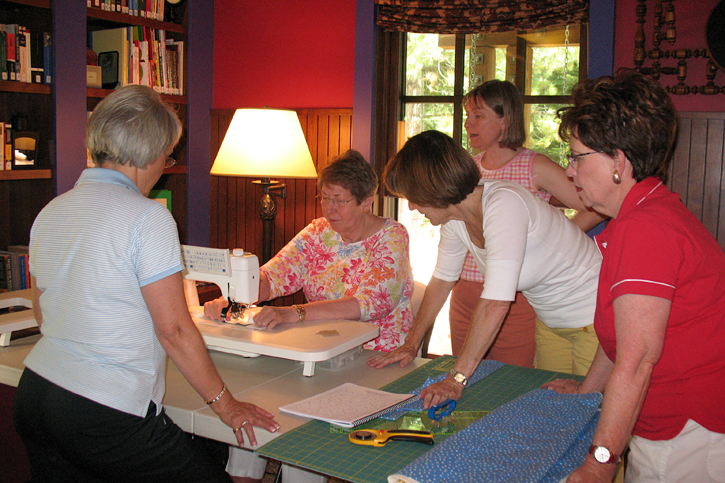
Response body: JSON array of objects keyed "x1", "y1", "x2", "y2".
[{"x1": 375, "y1": 0, "x2": 589, "y2": 34}]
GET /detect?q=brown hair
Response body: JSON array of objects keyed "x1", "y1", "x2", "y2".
[
  {"x1": 463, "y1": 79, "x2": 525, "y2": 149},
  {"x1": 384, "y1": 130, "x2": 480, "y2": 208},
  {"x1": 558, "y1": 70, "x2": 678, "y2": 182}
]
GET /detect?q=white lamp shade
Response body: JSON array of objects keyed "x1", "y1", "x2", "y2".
[{"x1": 211, "y1": 109, "x2": 318, "y2": 179}]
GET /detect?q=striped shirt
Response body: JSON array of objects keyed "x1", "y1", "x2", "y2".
[
  {"x1": 460, "y1": 149, "x2": 552, "y2": 282},
  {"x1": 26, "y1": 168, "x2": 184, "y2": 417}
]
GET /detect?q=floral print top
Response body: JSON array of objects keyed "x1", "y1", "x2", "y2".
[{"x1": 262, "y1": 217, "x2": 414, "y2": 352}]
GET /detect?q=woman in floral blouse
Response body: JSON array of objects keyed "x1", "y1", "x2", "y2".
[{"x1": 205, "y1": 149, "x2": 414, "y2": 352}]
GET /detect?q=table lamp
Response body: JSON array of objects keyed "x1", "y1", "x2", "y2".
[{"x1": 211, "y1": 109, "x2": 317, "y2": 264}]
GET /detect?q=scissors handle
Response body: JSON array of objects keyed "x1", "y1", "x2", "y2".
[{"x1": 428, "y1": 398, "x2": 456, "y2": 421}]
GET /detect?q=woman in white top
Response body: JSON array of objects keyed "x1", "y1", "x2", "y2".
[{"x1": 368, "y1": 130, "x2": 601, "y2": 408}]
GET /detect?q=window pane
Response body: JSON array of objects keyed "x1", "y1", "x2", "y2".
[
  {"x1": 524, "y1": 26, "x2": 580, "y2": 95},
  {"x1": 405, "y1": 33, "x2": 456, "y2": 96},
  {"x1": 525, "y1": 103, "x2": 569, "y2": 168},
  {"x1": 403, "y1": 103, "x2": 454, "y2": 139}
]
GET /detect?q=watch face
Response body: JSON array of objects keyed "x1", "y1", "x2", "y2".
[
  {"x1": 454, "y1": 373, "x2": 465, "y2": 382},
  {"x1": 594, "y1": 447, "x2": 611, "y2": 463}
]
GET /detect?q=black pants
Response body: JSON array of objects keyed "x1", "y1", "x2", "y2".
[{"x1": 13, "y1": 368, "x2": 231, "y2": 483}]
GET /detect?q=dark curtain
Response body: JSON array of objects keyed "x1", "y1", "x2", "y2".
[{"x1": 375, "y1": 0, "x2": 589, "y2": 34}]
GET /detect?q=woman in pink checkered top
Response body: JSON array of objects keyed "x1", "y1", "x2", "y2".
[{"x1": 454, "y1": 80, "x2": 605, "y2": 374}]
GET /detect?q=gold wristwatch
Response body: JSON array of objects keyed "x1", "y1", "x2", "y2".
[
  {"x1": 291, "y1": 304, "x2": 306, "y2": 323},
  {"x1": 449, "y1": 368, "x2": 468, "y2": 386}
]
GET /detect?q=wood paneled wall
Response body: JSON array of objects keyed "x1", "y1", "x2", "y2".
[
  {"x1": 668, "y1": 112, "x2": 725, "y2": 251},
  {"x1": 209, "y1": 108, "x2": 353, "y2": 305}
]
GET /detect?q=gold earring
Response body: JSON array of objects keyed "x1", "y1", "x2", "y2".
[{"x1": 613, "y1": 170, "x2": 622, "y2": 184}]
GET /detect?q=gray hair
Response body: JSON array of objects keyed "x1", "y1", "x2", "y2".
[{"x1": 86, "y1": 85, "x2": 182, "y2": 169}]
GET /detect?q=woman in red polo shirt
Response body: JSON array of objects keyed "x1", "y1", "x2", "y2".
[{"x1": 544, "y1": 70, "x2": 725, "y2": 482}]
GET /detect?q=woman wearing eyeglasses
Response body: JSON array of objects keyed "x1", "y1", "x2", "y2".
[
  {"x1": 204, "y1": 149, "x2": 414, "y2": 353},
  {"x1": 368, "y1": 130, "x2": 601, "y2": 409},
  {"x1": 543, "y1": 71, "x2": 725, "y2": 483}
]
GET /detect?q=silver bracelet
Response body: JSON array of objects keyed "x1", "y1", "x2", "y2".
[{"x1": 205, "y1": 383, "x2": 227, "y2": 405}]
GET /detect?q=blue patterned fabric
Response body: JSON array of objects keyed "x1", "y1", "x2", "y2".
[
  {"x1": 388, "y1": 389, "x2": 602, "y2": 483},
  {"x1": 381, "y1": 360, "x2": 505, "y2": 420}
]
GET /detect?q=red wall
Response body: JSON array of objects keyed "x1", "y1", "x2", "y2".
[
  {"x1": 614, "y1": 0, "x2": 725, "y2": 112},
  {"x1": 213, "y1": 0, "x2": 356, "y2": 109}
]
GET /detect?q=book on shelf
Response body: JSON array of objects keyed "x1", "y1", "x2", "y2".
[
  {"x1": 92, "y1": 27, "x2": 184, "y2": 95},
  {"x1": 0, "y1": 122, "x2": 5, "y2": 171},
  {"x1": 4, "y1": 123, "x2": 12, "y2": 171},
  {"x1": 0, "y1": 253, "x2": 10, "y2": 293},
  {"x1": 6, "y1": 24, "x2": 16, "y2": 81},
  {"x1": 30, "y1": 30, "x2": 44, "y2": 84},
  {"x1": 279, "y1": 383, "x2": 417, "y2": 429},
  {"x1": 0, "y1": 24, "x2": 7, "y2": 81},
  {"x1": 43, "y1": 32, "x2": 51, "y2": 84},
  {"x1": 0, "y1": 23, "x2": 51, "y2": 85}
]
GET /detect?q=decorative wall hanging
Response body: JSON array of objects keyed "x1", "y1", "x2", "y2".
[{"x1": 634, "y1": 0, "x2": 725, "y2": 95}]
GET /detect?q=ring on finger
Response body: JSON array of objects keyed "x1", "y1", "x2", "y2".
[
  {"x1": 232, "y1": 427, "x2": 241, "y2": 432},
  {"x1": 240, "y1": 420, "x2": 249, "y2": 428}
]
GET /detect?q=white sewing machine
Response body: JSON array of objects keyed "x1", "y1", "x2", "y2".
[
  {"x1": 181, "y1": 245, "x2": 379, "y2": 376},
  {"x1": 181, "y1": 245, "x2": 260, "y2": 318}
]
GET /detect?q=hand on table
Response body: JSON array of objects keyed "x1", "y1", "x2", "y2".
[
  {"x1": 215, "y1": 398, "x2": 280, "y2": 448},
  {"x1": 419, "y1": 377, "x2": 464, "y2": 409},
  {"x1": 252, "y1": 306, "x2": 298, "y2": 329},
  {"x1": 367, "y1": 342, "x2": 417, "y2": 369},
  {"x1": 203, "y1": 296, "x2": 230, "y2": 321},
  {"x1": 542, "y1": 378, "x2": 581, "y2": 394}
]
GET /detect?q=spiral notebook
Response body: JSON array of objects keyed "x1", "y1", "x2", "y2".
[{"x1": 279, "y1": 383, "x2": 417, "y2": 428}]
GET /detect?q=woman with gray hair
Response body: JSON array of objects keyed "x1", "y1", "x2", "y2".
[
  {"x1": 14, "y1": 85, "x2": 279, "y2": 483},
  {"x1": 205, "y1": 149, "x2": 414, "y2": 353}
]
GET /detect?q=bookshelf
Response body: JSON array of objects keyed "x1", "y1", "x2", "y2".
[{"x1": 0, "y1": 0, "x2": 213, "y2": 249}]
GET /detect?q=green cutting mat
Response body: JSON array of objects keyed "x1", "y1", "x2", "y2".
[{"x1": 256, "y1": 357, "x2": 583, "y2": 483}]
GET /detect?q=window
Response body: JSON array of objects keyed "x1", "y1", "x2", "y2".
[{"x1": 389, "y1": 25, "x2": 586, "y2": 355}]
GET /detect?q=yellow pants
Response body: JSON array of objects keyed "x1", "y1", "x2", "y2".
[{"x1": 534, "y1": 318, "x2": 598, "y2": 375}]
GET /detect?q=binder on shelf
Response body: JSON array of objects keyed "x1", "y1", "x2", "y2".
[{"x1": 91, "y1": 28, "x2": 128, "y2": 89}]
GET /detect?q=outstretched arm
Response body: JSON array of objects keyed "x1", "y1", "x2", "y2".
[
  {"x1": 532, "y1": 154, "x2": 607, "y2": 231},
  {"x1": 145, "y1": 271, "x2": 280, "y2": 447},
  {"x1": 418, "y1": 297, "x2": 510, "y2": 408}
]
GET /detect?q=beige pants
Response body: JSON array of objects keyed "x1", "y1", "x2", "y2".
[
  {"x1": 533, "y1": 318, "x2": 598, "y2": 375},
  {"x1": 626, "y1": 419, "x2": 725, "y2": 483}
]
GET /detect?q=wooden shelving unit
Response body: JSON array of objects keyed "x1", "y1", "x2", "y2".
[{"x1": 1, "y1": 0, "x2": 213, "y2": 249}]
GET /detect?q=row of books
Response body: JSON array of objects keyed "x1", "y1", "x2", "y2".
[
  {"x1": 88, "y1": 0, "x2": 166, "y2": 22},
  {"x1": 91, "y1": 27, "x2": 184, "y2": 95},
  {"x1": 0, "y1": 247, "x2": 30, "y2": 293},
  {"x1": 0, "y1": 122, "x2": 16, "y2": 171},
  {"x1": 0, "y1": 24, "x2": 52, "y2": 85}
]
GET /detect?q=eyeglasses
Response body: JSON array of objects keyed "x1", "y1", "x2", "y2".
[
  {"x1": 566, "y1": 151, "x2": 601, "y2": 168},
  {"x1": 164, "y1": 157, "x2": 177, "y2": 169},
  {"x1": 316, "y1": 194, "x2": 356, "y2": 208}
]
